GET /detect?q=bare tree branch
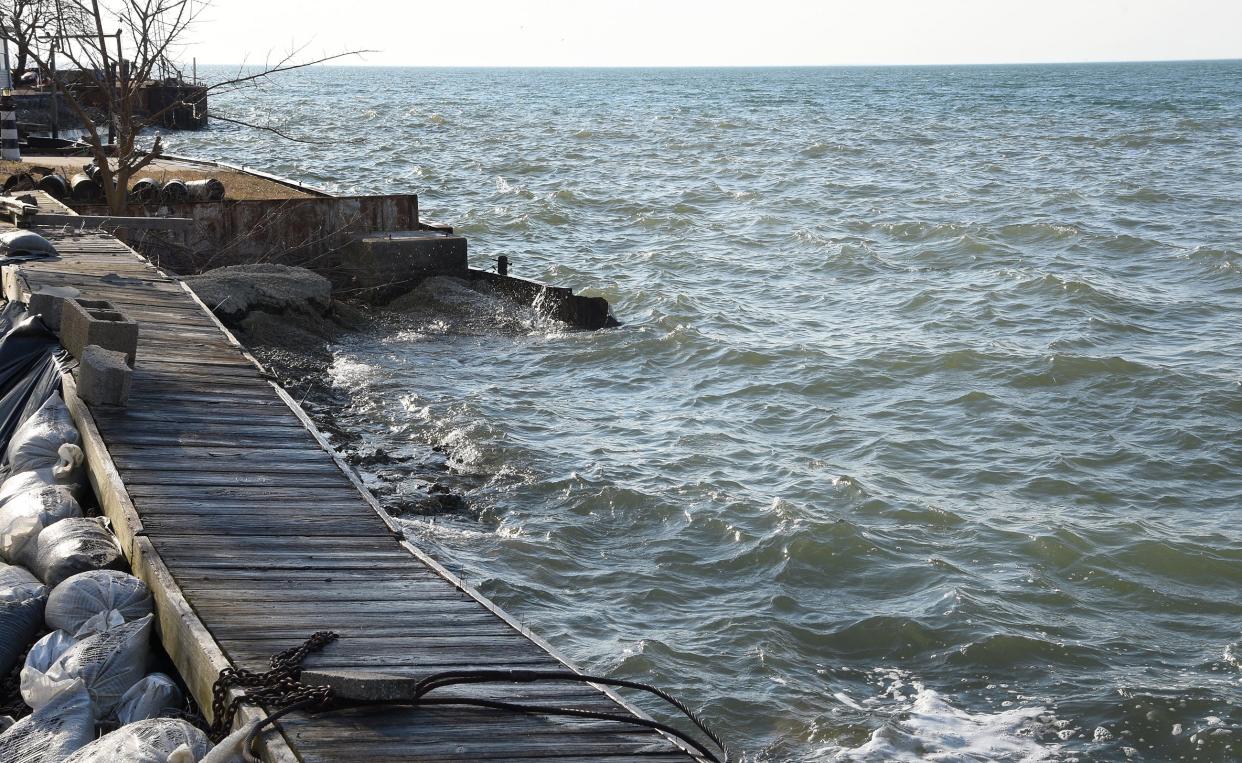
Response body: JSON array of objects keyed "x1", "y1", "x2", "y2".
[
  {"x1": 208, "y1": 113, "x2": 330, "y2": 145},
  {"x1": 16, "y1": 0, "x2": 368, "y2": 216}
]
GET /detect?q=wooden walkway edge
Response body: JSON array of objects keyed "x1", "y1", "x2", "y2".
[{"x1": 4, "y1": 191, "x2": 700, "y2": 763}]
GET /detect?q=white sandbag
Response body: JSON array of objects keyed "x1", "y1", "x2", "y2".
[
  {"x1": 0, "y1": 445, "x2": 87, "y2": 506},
  {"x1": 0, "y1": 561, "x2": 46, "y2": 601},
  {"x1": 0, "y1": 562, "x2": 48, "y2": 677},
  {"x1": 197, "y1": 719, "x2": 259, "y2": 763},
  {"x1": 22, "y1": 516, "x2": 123, "y2": 587},
  {"x1": 0, "y1": 596, "x2": 45, "y2": 679},
  {"x1": 0, "y1": 678, "x2": 94, "y2": 763},
  {"x1": 23, "y1": 612, "x2": 153, "y2": 719},
  {"x1": 46, "y1": 569, "x2": 152, "y2": 636},
  {"x1": 19, "y1": 629, "x2": 79, "y2": 709},
  {"x1": 0, "y1": 485, "x2": 82, "y2": 562},
  {"x1": 116, "y1": 672, "x2": 184, "y2": 724},
  {"x1": 61, "y1": 718, "x2": 212, "y2": 763},
  {"x1": 5, "y1": 392, "x2": 81, "y2": 474}
]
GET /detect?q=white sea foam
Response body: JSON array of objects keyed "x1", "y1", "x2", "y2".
[{"x1": 825, "y1": 673, "x2": 1056, "y2": 762}]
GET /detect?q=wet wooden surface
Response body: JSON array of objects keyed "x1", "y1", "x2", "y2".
[{"x1": 8, "y1": 192, "x2": 695, "y2": 762}]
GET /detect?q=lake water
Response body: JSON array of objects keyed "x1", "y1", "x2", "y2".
[{"x1": 169, "y1": 62, "x2": 1242, "y2": 761}]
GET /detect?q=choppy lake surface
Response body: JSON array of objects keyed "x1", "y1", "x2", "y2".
[{"x1": 171, "y1": 63, "x2": 1242, "y2": 761}]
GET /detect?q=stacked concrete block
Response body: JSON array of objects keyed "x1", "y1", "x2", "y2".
[
  {"x1": 27, "y1": 286, "x2": 81, "y2": 331},
  {"x1": 59, "y1": 298, "x2": 139, "y2": 407},
  {"x1": 60, "y1": 299, "x2": 139, "y2": 367},
  {"x1": 78, "y1": 345, "x2": 133, "y2": 406}
]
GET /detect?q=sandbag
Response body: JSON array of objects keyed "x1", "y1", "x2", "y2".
[
  {"x1": 0, "y1": 444, "x2": 87, "y2": 508},
  {"x1": 0, "y1": 561, "x2": 47, "y2": 601},
  {"x1": 0, "y1": 595, "x2": 45, "y2": 679},
  {"x1": 22, "y1": 516, "x2": 123, "y2": 587},
  {"x1": 62, "y1": 718, "x2": 212, "y2": 763},
  {"x1": 0, "y1": 485, "x2": 82, "y2": 562},
  {"x1": 116, "y1": 672, "x2": 184, "y2": 724},
  {"x1": 197, "y1": 719, "x2": 259, "y2": 763},
  {"x1": 0, "y1": 230, "x2": 58, "y2": 261},
  {"x1": 22, "y1": 612, "x2": 153, "y2": 719},
  {"x1": 19, "y1": 629, "x2": 79, "y2": 708},
  {"x1": 0, "y1": 562, "x2": 49, "y2": 677},
  {"x1": 0, "y1": 678, "x2": 94, "y2": 763},
  {"x1": 46, "y1": 569, "x2": 152, "y2": 637},
  {"x1": 5, "y1": 392, "x2": 80, "y2": 473}
]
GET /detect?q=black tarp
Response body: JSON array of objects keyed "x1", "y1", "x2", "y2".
[{"x1": 0, "y1": 304, "x2": 68, "y2": 454}]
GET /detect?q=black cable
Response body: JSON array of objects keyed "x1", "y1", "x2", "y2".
[
  {"x1": 413, "y1": 668, "x2": 727, "y2": 758},
  {"x1": 406, "y1": 696, "x2": 725, "y2": 762},
  {"x1": 224, "y1": 635, "x2": 729, "y2": 762}
]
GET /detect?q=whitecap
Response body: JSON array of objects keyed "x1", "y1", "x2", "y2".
[{"x1": 824, "y1": 679, "x2": 1056, "y2": 762}]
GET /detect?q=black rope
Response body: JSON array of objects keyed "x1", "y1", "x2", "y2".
[
  {"x1": 216, "y1": 634, "x2": 729, "y2": 763},
  {"x1": 409, "y1": 669, "x2": 728, "y2": 761}
]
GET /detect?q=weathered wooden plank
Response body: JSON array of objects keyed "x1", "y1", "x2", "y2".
[
  {"x1": 118, "y1": 470, "x2": 348, "y2": 488},
  {"x1": 93, "y1": 410, "x2": 305, "y2": 427},
  {"x1": 139, "y1": 514, "x2": 385, "y2": 536},
  {"x1": 101, "y1": 432, "x2": 322, "y2": 452},
  {"x1": 109, "y1": 444, "x2": 331, "y2": 462}
]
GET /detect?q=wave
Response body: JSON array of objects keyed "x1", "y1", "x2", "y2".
[{"x1": 824, "y1": 676, "x2": 1054, "y2": 762}]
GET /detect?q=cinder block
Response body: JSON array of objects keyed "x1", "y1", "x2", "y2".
[
  {"x1": 60, "y1": 299, "x2": 138, "y2": 366},
  {"x1": 27, "y1": 289, "x2": 71, "y2": 331},
  {"x1": 1, "y1": 265, "x2": 21, "y2": 302},
  {"x1": 77, "y1": 344, "x2": 132, "y2": 406}
]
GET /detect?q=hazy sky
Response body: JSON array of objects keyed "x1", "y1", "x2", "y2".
[{"x1": 191, "y1": 0, "x2": 1242, "y2": 67}]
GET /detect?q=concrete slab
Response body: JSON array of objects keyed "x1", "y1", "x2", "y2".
[{"x1": 342, "y1": 231, "x2": 468, "y2": 303}]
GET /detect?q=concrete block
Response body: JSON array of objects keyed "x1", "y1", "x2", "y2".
[
  {"x1": 27, "y1": 286, "x2": 81, "y2": 331},
  {"x1": 77, "y1": 344, "x2": 132, "y2": 406},
  {"x1": 1, "y1": 265, "x2": 21, "y2": 302},
  {"x1": 342, "y1": 231, "x2": 468, "y2": 304},
  {"x1": 60, "y1": 299, "x2": 139, "y2": 366},
  {"x1": 300, "y1": 668, "x2": 422, "y2": 702}
]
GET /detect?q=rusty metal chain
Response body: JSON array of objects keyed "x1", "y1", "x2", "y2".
[{"x1": 209, "y1": 630, "x2": 339, "y2": 742}]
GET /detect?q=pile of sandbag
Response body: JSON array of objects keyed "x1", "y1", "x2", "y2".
[
  {"x1": 0, "y1": 566, "x2": 220, "y2": 762},
  {"x1": 0, "y1": 563, "x2": 47, "y2": 677},
  {"x1": 0, "y1": 393, "x2": 121, "y2": 591},
  {"x1": 0, "y1": 392, "x2": 99, "y2": 687}
]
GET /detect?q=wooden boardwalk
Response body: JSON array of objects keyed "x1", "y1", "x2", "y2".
[{"x1": 4, "y1": 192, "x2": 699, "y2": 762}]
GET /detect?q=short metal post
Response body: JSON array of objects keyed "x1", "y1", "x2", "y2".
[
  {"x1": 496, "y1": 255, "x2": 509, "y2": 276},
  {"x1": 1, "y1": 89, "x2": 20, "y2": 161}
]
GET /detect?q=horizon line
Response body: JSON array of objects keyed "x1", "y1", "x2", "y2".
[{"x1": 188, "y1": 56, "x2": 1242, "y2": 69}]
